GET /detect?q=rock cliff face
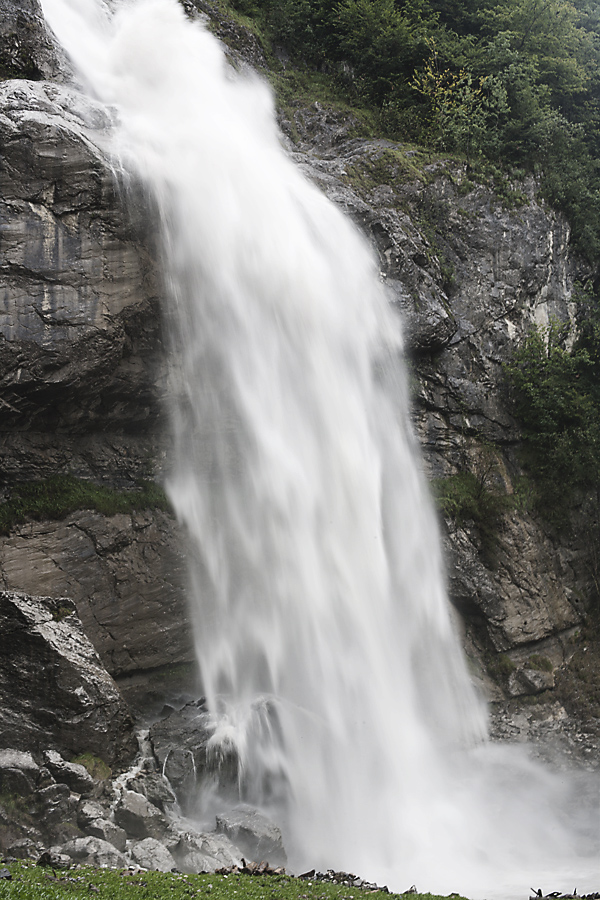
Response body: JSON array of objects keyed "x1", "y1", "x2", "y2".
[
  {"x1": 285, "y1": 117, "x2": 590, "y2": 697},
  {"x1": 0, "y1": 5, "x2": 193, "y2": 693},
  {"x1": 0, "y1": 0, "x2": 597, "y2": 748}
]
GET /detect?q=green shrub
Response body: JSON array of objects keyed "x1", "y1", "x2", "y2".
[
  {"x1": 504, "y1": 315, "x2": 600, "y2": 522},
  {"x1": 486, "y1": 653, "x2": 516, "y2": 684},
  {"x1": 527, "y1": 654, "x2": 553, "y2": 673},
  {"x1": 432, "y1": 470, "x2": 511, "y2": 561}
]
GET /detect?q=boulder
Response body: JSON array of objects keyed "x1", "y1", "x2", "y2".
[
  {"x1": 114, "y1": 791, "x2": 168, "y2": 840},
  {"x1": 125, "y1": 773, "x2": 177, "y2": 813},
  {"x1": 215, "y1": 805, "x2": 286, "y2": 865},
  {"x1": 166, "y1": 827, "x2": 243, "y2": 874},
  {"x1": 63, "y1": 835, "x2": 127, "y2": 868},
  {"x1": 37, "y1": 848, "x2": 72, "y2": 868},
  {"x1": 130, "y1": 837, "x2": 177, "y2": 872},
  {"x1": 0, "y1": 750, "x2": 40, "y2": 795},
  {"x1": 78, "y1": 800, "x2": 127, "y2": 852},
  {"x1": 36, "y1": 783, "x2": 77, "y2": 828},
  {"x1": 0, "y1": 591, "x2": 136, "y2": 766},
  {"x1": 148, "y1": 702, "x2": 215, "y2": 812},
  {"x1": 43, "y1": 750, "x2": 94, "y2": 795}
]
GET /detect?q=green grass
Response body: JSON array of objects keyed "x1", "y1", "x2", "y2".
[
  {"x1": 0, "y1": 476, "x2": 171, "y2": 535},
  {"x1": 0, "y1": 865, "x2": 470, "y2": 900}
]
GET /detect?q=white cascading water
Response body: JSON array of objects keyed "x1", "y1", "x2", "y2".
[{"x1": 40, "y1": 1, "x2": 599, "y2": 895}]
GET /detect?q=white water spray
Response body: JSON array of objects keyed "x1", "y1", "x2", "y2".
[{"x1": 40, "y1": 0, "x2": 599, "y2": 894}]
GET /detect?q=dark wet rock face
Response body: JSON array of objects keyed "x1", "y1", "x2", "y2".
[
  {"x1": 215, "y1": 806, "x2": 286, "y2": 867},
  {"x1": 0, "y1": 79, "x2": 164, "y2": 437},
  {"x1": 0, "y1": 591, "x2": 136, "y2": 766},
  {"x1": 0, "y1": 0, "x2": 70, "y2": 81}
]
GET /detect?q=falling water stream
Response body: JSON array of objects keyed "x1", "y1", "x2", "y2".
[{"x1": 39, "y1": 0, "x2": 599, "y2": 895}]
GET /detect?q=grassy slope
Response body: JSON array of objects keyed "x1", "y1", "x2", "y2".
[{"x1": 0, "y1": 865, "x2": 469, "y2": 900}]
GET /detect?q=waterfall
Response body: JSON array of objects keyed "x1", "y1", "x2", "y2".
[{"x1": 40, "y1": 0, "x2": 599, "y2": 895}]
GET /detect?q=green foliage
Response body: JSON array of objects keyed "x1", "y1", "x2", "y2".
[
  {"x1": 221, "y1": 0, "x2": 600, "y2": 264},
  {"x1": 0, "y1": 476, "x2": 171, "y2": 535},
  {"x1": 70, "y1": 754, "x2": 111, "y2": 781},
  {"x1": 432, "y1": 469, "x2": 511, "y2": 561},
  {"x1": 527, "y1": 653, "x2": 553, "y2": 672},
  {"x1": 505, "y1": 315, "x2": 600, "y2": 519},
  {"x1": 0, "y1": 863, "x2": 471, "y2": 900},
  {"x1": 411, "y1": 54, "x2": 508, "y2": 165},
  {"x1": 486, "y1": 652, "x2": 516, "y2": 684}
]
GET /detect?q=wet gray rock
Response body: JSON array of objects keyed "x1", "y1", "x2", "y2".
[
  {"x1": 0, "y1": 79, "x2": 164, "y2": 437},
  {"x1": 114, "y1": 791, "x2": 168, "y2": 840},
  {"x1": 125, "y1": 774, "x2": 177, "y2": 813},
  {"x1": 63, "y1": 835, "x2": 127, "y2": 868},
  {"x1": 215, "y1": 805, "x2": 286, "y2": 866},
  {"x1": 0, "y1": 590, "x2": 136, "y2": 766},
  {"x1": 43, "y1": 750, "x2": 94, "y2": 795},
  {"x1": 0, "y1": 0, "x2": 71, "y2": 81},
  {"x1": 77, "y1": 800, "x2": 127, "y2": 852},
  {"x1": 148, "y1": 702, "x2": 215, "y2": 814},
  {"x1": 166, "y1": 827, "x2": 243, "y2": 874},
  {"x1": 0, "y1": 750, "x2": 40, "y2": 795},
  {"x1": 130, "y1": 837, "x2": 177, "y2": 872}
]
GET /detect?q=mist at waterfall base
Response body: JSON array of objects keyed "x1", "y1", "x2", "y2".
[{"x1": 40, "y1": 0, "x2": 598, "y2": 894}]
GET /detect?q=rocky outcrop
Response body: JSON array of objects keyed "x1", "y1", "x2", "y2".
[
  {"x1": 0, "y1": 79, "x2": 165, "y2": 442},
  {"x1": 280, "y1": 117, "x2": 591, "y2": 696},
  {"x1": 0, "y1": 0, "x2": 70, "y2": 81},
  {"x1": 0, "y1": 72, "x2": 191, "y2": 690},
  {"x1": 0, "y1": 590, "x2": 136, "y2": 765},
  {"x1": 0, "y1": 509, "x2": 190, "y2": 677}
]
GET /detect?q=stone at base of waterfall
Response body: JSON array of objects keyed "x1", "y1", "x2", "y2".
[
  {"x1": 215, "y1": 806, "x2": 286, "y2": 866},
  {"x1": 62, "y1": 836, "x2": 127, "y2": 868},
  {"x1": 114, "y1": 790, "x2": 168, "y2": 839},
  {"x1": 125, "y1": 773, "x2": 178, "y2": 813},
  {"x1": 130, "y1": 838, "x2": 177, "y2": 872},
  {"x1": 77, "y1": 799, "x2": 127, "y2": 851},
  {"x1": 166, "y1": 828, "x2": 243, "y2": 874},
  {"x1": 43, "y1": 750, "x2": 94, "y2": 795}
]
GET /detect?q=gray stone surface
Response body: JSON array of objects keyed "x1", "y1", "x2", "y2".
[
  {"x1": 148, "y1": 702, "x2": 215, "y2": 814},
  {"x1": 0, "y1": 79, "x2": 165, "y2": 436},
  {"x1": 0, "y1": 590, "x2": 136, "y2": 765},
  {"x1": 0, "y1": 750, "x2": 40, "y2": 795},
  {"x1": 130, "y1": 837, "x2": 177, "y2": 872},
  {"x1": 0, "y1": 510, "x2": 190, "y2": 677},
  {"x1": 166, "y1": 827, "x2": 243, "y2": 874},
  {"x1": 0, "y1": 0, "x2": 70, "y2": 81},
  {"x1": 43, "y1": 750, "x2": 94, "y2": 794},
  {"x1": 63, "y1": 835, "x2": 127, "y2": 868},
  {"x1": 215, "y1": 805, "x2": 286, "y2": 865},
  {"x1": 114, "y1": 791, "x2": 168, "y2": 840}
]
